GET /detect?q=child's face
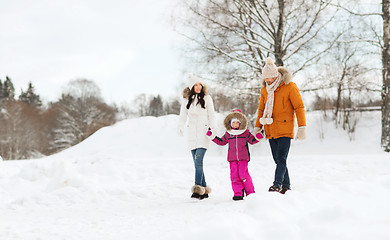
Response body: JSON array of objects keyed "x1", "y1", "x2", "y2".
[{"x1": 231, "y1": 121, "x2": 240, "y2": 129}]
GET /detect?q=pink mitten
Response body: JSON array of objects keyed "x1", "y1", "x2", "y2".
[
  {"x1": 206, "y1": 130, "x2": 212, "y2": 136},
  {"x1": 256, "y1": 132, "x2": 264, "y2": 140}
]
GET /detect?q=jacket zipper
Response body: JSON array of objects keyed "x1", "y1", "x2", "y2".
[{"x1": 235, "y1": 135, "x2": 239, "y2": 161}]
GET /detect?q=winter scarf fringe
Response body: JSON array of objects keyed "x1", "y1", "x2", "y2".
[{"x1": 260, "y1": 73, "x2": 283, "y2": 125}]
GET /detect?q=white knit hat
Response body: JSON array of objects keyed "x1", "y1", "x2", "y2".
[
  {"x1": 186, "y1": 73, "x2": 202, "y2": 89},
  {"x1": 230, "y1": 118, "x2": 241, "y2": 127},
  {"x1": 262, "y1": 57, "x2": 279, "y2": 79}
]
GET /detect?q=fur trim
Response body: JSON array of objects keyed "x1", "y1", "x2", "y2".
[
  {"x1": 227, "y1": 129, "x2": 246, "y2": 136},
  {"x1": 224, "y1": 111, "x2": 248, "y2": 131},
  {"x1": 260, "y1": 67, "x2": 292, "y2": 87},
  {"x1": 204, "y1": 186, "x2": 212, "y2": 194},
  {"x1": 191, "y1": 185, "x2": 206, "y2": 195},
  {"x1": 182, "y1": 84, "x2": 208, "y2": 98}
]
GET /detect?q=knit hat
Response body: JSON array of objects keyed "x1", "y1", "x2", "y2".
[
  {"x1": 186, "y1": 73, "x2": 202, "y2": 89},
  {"x1": 262, "y1": 57, "x2": 279, "y2": 79},
  {"x1": 230, "y1": 118, "x2": 241, "y2": 126}
]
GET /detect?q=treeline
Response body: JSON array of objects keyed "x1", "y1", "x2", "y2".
[
  {"x1": 0, "y1": 77, "x2": 117, "y2": 160},
  {"x1": 126, "y1": 89, "x2": 260, "y2": 122}
]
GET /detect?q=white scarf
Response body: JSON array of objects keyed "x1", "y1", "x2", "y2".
[{"x1": 260, "y1": 73, "x2": 283, "y2": 125}]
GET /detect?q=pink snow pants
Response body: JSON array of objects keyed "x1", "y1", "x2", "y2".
[{"x1": 229, "y1": 161, "x2": 255, "y2": 196}]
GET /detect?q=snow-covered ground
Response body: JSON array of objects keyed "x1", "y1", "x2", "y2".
[{"x1": 0, "y1": 111, "x2": 389, "y2": 240}]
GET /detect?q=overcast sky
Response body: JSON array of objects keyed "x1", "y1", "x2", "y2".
[{"x1": 0, "y1": 0, "x2": 184, "y2": 104}]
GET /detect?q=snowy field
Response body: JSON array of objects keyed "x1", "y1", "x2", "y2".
[{"x1": 0, "y1": 111, "x2": 389, "y2": 240}]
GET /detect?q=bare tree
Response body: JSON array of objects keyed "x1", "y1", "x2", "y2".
[
  {"x1": 0, "y1": 100, "x2": 44, "y2": 159},
  {"x1": 334, "y1": 0, "x2": 390, "y2": 151},
  {"x1": 173, "y1": 0, "x2": 343, "y2": 86},
  {"x1": 48, "y1": 80, "x2": 117, "y2": 153},
  {"x1": 62, "y1": 78, "x2": 103, "y2": 100},
  {"x1": 133, "y1": 94, "x2": 149, "y2": 117}
]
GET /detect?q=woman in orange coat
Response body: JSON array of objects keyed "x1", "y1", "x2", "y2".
[{"x1": 254, "y1": 57, "x2": 306, "y2": 194}]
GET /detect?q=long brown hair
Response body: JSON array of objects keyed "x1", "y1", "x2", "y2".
[{"x1": 186, "y1": 85, "x2": 205, "y2": 109}]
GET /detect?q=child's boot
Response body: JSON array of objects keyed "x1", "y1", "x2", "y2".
[{"x1": 232, "y1": 188, "x2": 244, "y2": 201}]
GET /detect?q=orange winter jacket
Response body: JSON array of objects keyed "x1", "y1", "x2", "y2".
[{"x1": 255, "y1": 67, "x2": 306, "y2": 139}]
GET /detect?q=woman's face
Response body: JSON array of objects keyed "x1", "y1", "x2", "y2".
[
  {"x1": 193, "y1": 83, "x2": 203, "y2": 94},
  {"x1": 264, "y1": 77, "x2": 277, "y2": 85}
]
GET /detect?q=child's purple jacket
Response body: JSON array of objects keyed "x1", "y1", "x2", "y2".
[{"x1": 212, "y1": 129, "x2": 258, "y2": 162}]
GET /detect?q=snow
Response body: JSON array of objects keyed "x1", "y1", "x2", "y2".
[{"x1": 0, "y1": 111, "x2": 389, "y2": 240}]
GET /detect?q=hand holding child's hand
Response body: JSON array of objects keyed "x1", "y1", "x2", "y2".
[{"x1": 254, "y1": 127, "x2": 264, "y2": 141}]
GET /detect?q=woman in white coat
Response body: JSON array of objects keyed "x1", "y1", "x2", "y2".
[{"x1": 178, "y1": 74, "x2": 217, "y2": 200}]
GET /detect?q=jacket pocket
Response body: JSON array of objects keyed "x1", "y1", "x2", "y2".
[{"x1": 276, "y1": 118, "x2": 293, "y2": 135}]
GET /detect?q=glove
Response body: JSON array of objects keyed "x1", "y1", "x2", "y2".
[
  {"x1": 295, "y1": 126, "x2": 306, "y2": 140},
  {"x1": 206, "y1": 130, "x2": 212, "y2": 136},
  {"x1": 254, "y1": 127, "x2": 264, "y2": 141},
  {"x1": 178, "y1": 127, "x2": 184, "y2": 137}
]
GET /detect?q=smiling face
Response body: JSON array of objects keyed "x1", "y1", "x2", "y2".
[
  {"x1": 193, "y1": 83, "x2": 203, "y2": 94},
  {"x1": 231, "y1": 121, "x2": 240, "y2": 129},
  {"x1": 264, "y1": 76, "x2": 278, "y2": 85}
]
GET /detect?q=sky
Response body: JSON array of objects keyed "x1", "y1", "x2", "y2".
[{"x1": 0, "y1": 0, "x2": 184, "y2": 104}]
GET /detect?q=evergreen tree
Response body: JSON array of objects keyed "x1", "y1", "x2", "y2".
[
  {"x1": 19, "y1": 82, "x2": 42, "y2": 107},
  {"x1": 3, "y1": 76, "x2": 15, "y2": 100},
  {"x1": 149, "y1": 95, "x2": 163, "y2": 117}
]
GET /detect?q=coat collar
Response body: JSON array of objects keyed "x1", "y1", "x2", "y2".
[{"x1": 227, "y1": 129, "x2": 246, "y2": 136}]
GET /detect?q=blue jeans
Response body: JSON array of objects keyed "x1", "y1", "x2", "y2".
[
  {"x1": 269, "y1": 137, "x2": 291, "y2": 189},
  {"x1": 191, "y1": 148, "x2": 207, "y2": 187}
]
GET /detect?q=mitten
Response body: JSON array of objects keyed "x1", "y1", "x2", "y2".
[
  {"x1": 295, "y1": 126, "x2": 306, "y2": 140},
  {"x1": 256, "y1": 131, "x2": 264, "y2": 140},
  {"x1": 206, "y1": 128, "x2": 216, "y2": 139},
  {"x1": 254, "y1": 127, "x2": 264, "y2": 140}
]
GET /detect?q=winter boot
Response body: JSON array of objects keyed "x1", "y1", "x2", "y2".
[
  {"x1": 279, "y1": 186, "x2": 290, "y2": 194},
  {"x1": 191, "y1": 185, "x2": 206, "y2": 199},
  {"x1": 268, "y1": 185, "x2": 281, "y2": 192},
  {"x1": 199, "y1": 186, "x2": 211, "y2": 199},
  {"x1": 232, "y1": 188, "x2": 244, "y2": 201},
  {"x1": 191, "y1": 193, "x2": 200, "y2": 198},
  {"x1": 232, "y1": 196, "x2": 244, "y2": 201}
]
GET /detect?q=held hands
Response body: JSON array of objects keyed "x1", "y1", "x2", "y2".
[
  {"x1": 295, "y1": 126, "x2": 306, "y2": 140},
  {"x1": 253, "y1": 127, "x2": 264, "y2": 141},
  {"x1": 206, "y1": 128, "x2": 216, "y2": 139},
  {"x1": 206, "y1": 130, "x2": 212, "y2": 136}
]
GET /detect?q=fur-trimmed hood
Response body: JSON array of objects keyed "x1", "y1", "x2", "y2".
[
  {"x1": 182, "y1": 84, "x2": 209, "y2": 98},
  {"x1": 223, "y1": 110, "x2": 248, "y2": 131},
  {"x1": 260, "y1": 67, "x2": 292, "y2": 88}
]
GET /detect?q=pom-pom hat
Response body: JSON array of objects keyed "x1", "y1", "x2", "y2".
[
  {"x1": 186, "y1": 73, "x2": 202, "y2": 89},
  {"x1": 262, "y1": 57, "x2": 279, "y2": 79}
]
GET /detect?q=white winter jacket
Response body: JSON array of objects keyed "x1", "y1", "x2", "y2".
[{"x1": 178, "y1": 94, "x2": 217, "y2": 150}]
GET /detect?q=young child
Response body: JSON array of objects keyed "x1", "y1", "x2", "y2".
[{"x1": 206, "y1": 109, "x2": 264, "y2": 200}]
